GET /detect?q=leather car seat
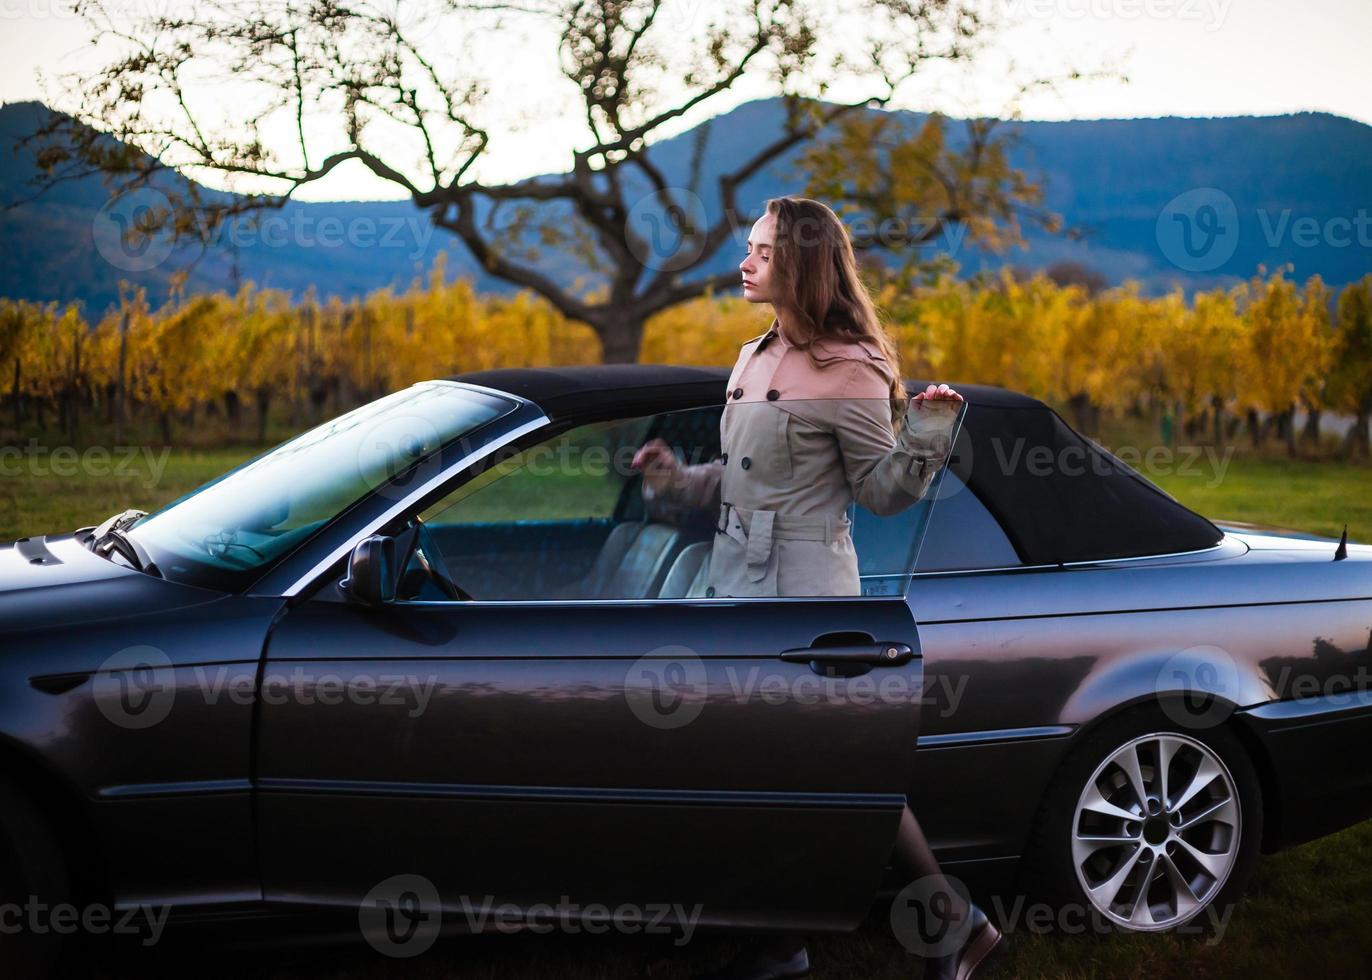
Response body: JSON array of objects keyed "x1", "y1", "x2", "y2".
[
  {"x1": 578, "y1": 521, "x2": 684, "y2": 599},
  {"x1": 658, "y1": 541, "x2": 712, "y2": 599}
]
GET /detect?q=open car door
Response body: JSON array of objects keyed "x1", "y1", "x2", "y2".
[{"x1": 254, "y1": 396, "x2": 967, "y2": 935}]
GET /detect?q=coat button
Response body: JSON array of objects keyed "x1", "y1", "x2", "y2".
[
  {"x1": 732, "y1": 387, "x2": 743, "y2": 399},
  {"x1": 766, "y1": 388, "x2": 779, "y2": 400},
  {"x1": 705, "y1": 586, "x2": 716, "y2": 597},
  {"x1": 721, "y1": 452, "x2": 729, "y2": 463},
  {"x1": 740, "y1": 457, "x2": 751, "y2": 470}
]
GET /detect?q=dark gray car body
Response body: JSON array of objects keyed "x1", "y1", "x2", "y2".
[{"x1": 1, "y1": 365, "x2": 1369, "y2": 937}]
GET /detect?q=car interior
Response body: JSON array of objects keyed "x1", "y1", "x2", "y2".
[{"x1": 394, "y1": 402, "x2": 965, "y2": 602}]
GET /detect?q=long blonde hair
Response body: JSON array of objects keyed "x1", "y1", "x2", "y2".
[{"x1": 763, "y1": 196, "x2": 908, "y2": 427}]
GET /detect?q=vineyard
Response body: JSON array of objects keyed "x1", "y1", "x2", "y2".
[{"x1": 1, "y1": 258, "x2": 1369, "y2": 458}]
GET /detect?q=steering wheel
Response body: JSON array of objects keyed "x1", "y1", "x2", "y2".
[
  {"x1": 201, "y1": 529, "x2": 266, "y2": 566},
  {"x1": 410, "y1": 521, "x2": 474, "y2": 602}
]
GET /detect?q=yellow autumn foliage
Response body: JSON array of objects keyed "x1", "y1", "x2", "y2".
[{"x1": 0, "y1": 265, "x2": 1359, "y2": 450}]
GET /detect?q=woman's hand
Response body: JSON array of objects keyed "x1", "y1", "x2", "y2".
[
  {"x1": 631, "y1": 438, "x2": 681, "y2": 493},
  {"x1": 911, "y1": 383, "x2": 964, "y2": 407}
]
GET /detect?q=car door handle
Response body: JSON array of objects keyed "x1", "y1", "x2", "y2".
[{"x1": 778, "y1": 642, "x2": 915, "y2": 667}]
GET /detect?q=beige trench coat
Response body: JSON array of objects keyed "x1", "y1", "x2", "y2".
[{"x1": 647, "y1": 320, "x2": 961, "y2": 597}]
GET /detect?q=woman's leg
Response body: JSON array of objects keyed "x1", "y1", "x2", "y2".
[
  {"x1": 893, "y1": 802, "x2": 1005, "y2": 980},
  {"x1": 893, "y1": 803, "x2": 970, "y2": 922}
]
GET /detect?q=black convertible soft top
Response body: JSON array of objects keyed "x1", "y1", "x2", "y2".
[
  {"x1": 448, "y1": 364, "x2": 1224, "y2": 566},
  {"x1": 450, "y1": 364, "x2": 1044, "y2": 416}
]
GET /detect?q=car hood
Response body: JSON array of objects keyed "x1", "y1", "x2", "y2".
[{"x1": 0, "y1": 532, "x2": 224, "y2": 634}]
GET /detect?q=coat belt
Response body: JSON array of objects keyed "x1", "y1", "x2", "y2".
[{"x1": 717, "y1": 502, "x2": 849, "y2": 582}]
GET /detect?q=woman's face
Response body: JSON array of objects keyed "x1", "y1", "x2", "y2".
[{"x1": 739, "y1": 212, "x2": 776, "y2": 304}]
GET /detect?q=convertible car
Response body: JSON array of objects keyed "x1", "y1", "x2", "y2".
[{"x1": 1, "y1": 364, "x2": 1370, "y2": 971}]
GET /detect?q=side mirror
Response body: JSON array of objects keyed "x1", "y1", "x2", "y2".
[{"x1": 339, "y1": 535, "x2": 397, "y2": 607}]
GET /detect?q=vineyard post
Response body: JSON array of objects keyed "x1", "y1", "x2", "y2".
[
  {"x1": 292, "y1": 308, "x2": 306, "y2": 426},
  {"x1": 71, "y1": 325, "x2": 81, "y2": 442},
  {"x1": 305, "y1": 304, "x2": 317, "y2": 421},
  {"x1": 114, "y1": 310, "x2": 128, "y2": 443},
  {"x1": 1210, "y1": 393, "x2": 1225, "y2": 451}
]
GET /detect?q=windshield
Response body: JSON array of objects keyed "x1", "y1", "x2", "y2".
[{"x1": 126, "y1": 382, "x2": 516, "y2": 591}]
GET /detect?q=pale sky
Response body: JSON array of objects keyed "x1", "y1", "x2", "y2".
[{"x1": 2, "y1": 0, "x2": 1369, "y2": 201}]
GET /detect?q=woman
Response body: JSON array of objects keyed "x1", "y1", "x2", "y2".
[{"x1": 632, "y1": 197, "x2": 1003, "y2": 980}]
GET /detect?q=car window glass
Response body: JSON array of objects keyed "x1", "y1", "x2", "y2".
[
  {"x1": 421, "y1": 416, "x2": 654, "y2": 523},
  {"x1": 393, "y1": 398, "x2": 961, "y2": 602},
  {"x1": 910, "y1": 468, "x2": 1023, "y2": 572},
  {"x1": 126, "y1": 382, "x2": 514, "y2": 591}
]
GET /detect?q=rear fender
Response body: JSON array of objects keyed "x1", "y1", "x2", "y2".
[{"x1": 1059, "y1": 644, "x2": 1275, "y2": 729}]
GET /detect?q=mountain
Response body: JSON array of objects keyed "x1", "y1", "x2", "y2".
[
  {"x1": 0, "y1": 101, "x2": 500, "y2": 311},
  {"x1": 2, "y1": 97, "x2": 1370, "y2": 314}
]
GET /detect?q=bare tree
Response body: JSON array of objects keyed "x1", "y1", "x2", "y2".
[{"x1": 33, "y1": 0, "x2": 1021, "y2": 362}]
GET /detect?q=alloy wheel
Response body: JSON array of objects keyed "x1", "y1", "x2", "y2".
[{"x1": 1070, "y1": 731, "x2": 1241, "y2": 930}]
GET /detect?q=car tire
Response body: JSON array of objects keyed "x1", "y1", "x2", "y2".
[
  {"x1": 0, "y1": 775, "x2": 71, "y2": 979},
  {"x1": 1018, "y1": 702, "x2": 1262, "y2": 938}
]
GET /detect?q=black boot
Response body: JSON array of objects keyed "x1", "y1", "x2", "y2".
[
  {"x1": 692, "y1": 933, "x2": 810, "y2": 980},
  {"x1": 922, "y1": 902, "x2": 1003, "y2": 980}
]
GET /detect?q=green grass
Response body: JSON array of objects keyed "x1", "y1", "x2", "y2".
[
  {"x1": 0, "y1": 429, "x2": 635, "y2": 539},
  {"x1": 0, "y1": 446, "x2": 257, "y2": 541},
  {"x1": 1150, "y1": 455, "x2": 1372, "y2": 543},
  {"x1": 0, "y1": 447, "x2": 621, "y2": 540},
  {"x1": 83, "y1": 816, "x2": 1372, "y2": 980},
  {"x1": 5, "y1": 437, "x2": 1372, "y2": 979}
]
